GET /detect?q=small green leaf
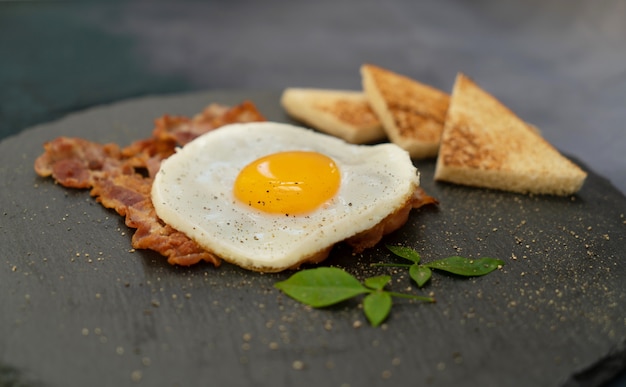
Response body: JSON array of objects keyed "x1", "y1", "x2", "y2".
[
  {"x1": 275, "y1": 267, "x2": 368, "y2": 307},
  {"x1": 424, "y1": 256, "x2": 504, "y2": 276},
  {"x1": 409, "y1": 264, "x2": 432, "y2": 287},
  {"x1": 386, "y1": 245, "x2": 421, "y2": 263},
  {"x1": 363, "y1": 291, "x2": 392, "y2": 327},
  {"x1": 364, "y1": 275, "x2": 391, "y2": 291}
]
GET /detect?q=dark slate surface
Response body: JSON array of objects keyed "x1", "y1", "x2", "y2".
[
  {"x1": 2, "y1": 0, "x2": 626, "y2": 386},
  {"x1": 0, "y1": 91, "x2": 625, "y2": 387}
]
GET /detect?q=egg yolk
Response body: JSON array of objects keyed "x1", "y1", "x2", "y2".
[{"x1": 233, "y1": 151, "x2": 341, "y2": 215}]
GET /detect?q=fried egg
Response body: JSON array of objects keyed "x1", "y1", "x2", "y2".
[{"x1": 151, "y1": 122, "x2": 419, "y2": 272}]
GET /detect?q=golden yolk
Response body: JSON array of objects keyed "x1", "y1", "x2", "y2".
[{"x1": 233, "y1": 151, "x2": 341, "y2": 215}]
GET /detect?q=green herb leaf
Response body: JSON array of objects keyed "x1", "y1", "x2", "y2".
[
  {"x1": 274, "y1": 246, "x2": 501, "y2": 328},
  {"x1": 364, "y1": 275, "x2": 391, "y2": 291},
  {"x1": 409, "y1": 264, "x2": 432, "y2": 287},
  {"x1": 424, "y1": 256, "x2": 504, "y2": 276},
  {"x1": 363, "y1": 291, "x2": 392, "y2": 327},
  {"x1": 274, "y1": 267, "x2": 369, "y2": 307},
  {"x1": 386, "y1": 245, "x2": 421, "y2": 264}
]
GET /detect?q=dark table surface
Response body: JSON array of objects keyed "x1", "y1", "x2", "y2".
[{"x1": 1, "y1": 1, "x2": 625, "y2": 386}]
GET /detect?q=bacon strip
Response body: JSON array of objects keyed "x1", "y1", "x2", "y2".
[
  {"x1": 34, "y1": 101, "x2": 266, "y2": 266},
  {"x1": 412, "y1": 186, "x2": 439, "y2": 208}
]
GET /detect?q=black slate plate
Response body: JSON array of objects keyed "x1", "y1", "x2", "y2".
[{"x1": 1, "y1": 91, "x2": 625, "y2": 387}]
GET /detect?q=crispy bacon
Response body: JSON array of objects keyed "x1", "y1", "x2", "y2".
[
  {"x1": 34, "y1": 101, "x2": 266, "y2": 266},
  {"x1": 412, "y1": 186, "x2": 439, "y2": 208}
]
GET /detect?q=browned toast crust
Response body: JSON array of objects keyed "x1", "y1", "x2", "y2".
[
  {"x1": 281, "y1": 88, "x2": 385, "y2": 144},
  {"x1": 435, "y1": 73, "x2": 587, "y2": 196},
  {"x1": 361, "y1": 64, "x2": 450, "y2": 158}
]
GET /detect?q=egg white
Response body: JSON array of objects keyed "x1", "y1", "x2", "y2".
[{"x1": 151, "y1": 122, "x2": 419, "y2": 272}]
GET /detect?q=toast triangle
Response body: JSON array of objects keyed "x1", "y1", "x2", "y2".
[
  {"x1": 434, "y1": 73, "x2": 587, "y2": 196},
  {"x1": 361, "y1": 64, "x2": 450, "y2": 158},
  {"x1": 280, "y1": 88, "x2": 385, "y2": 144}
]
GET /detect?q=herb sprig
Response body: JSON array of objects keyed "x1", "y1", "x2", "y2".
[
  {"x1": 274, "y1": 267, "x2": 434, "y2": 327},
  {"x1": 379, "y1": 245, "x2": 504, "y2": 288},
  {"x1": 274, "y1": 245, "x2": 504, "y2": 327}
]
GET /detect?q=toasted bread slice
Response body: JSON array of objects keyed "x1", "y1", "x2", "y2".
[
  {"x1": 280, "y1": 88, "x2": 385, "y2": 144},
  {"x1": 361, "y1": 64, "x2": 450, "y2": 158},
  {"x1": 434, "y1": 73, "x2": 587, "y2": 196}
]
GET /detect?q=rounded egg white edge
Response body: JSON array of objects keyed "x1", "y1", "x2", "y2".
[{"x1": 151, "y1": 122, "x2": 420, "y2": 271}]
